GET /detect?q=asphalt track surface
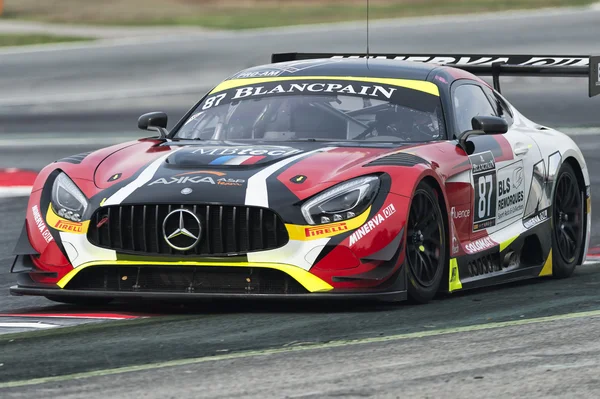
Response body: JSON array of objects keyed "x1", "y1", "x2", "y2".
[{"x1": 2, "y1": 6, "x2": 600, "y2": 397}]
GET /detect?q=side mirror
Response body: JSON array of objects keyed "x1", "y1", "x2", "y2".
[
  {"x1": 138, "y1": 112, "x2": 168, "y2": 138},
  {"x1": 471, "y1": 115, "x2": 508, "y2": 134},
  {"x1": 459, "y1": 116, "x2": 508, "y2": 155}
]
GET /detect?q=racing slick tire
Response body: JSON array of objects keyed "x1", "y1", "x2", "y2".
[
  {"x1": 406, "y1": 181, "x2": 447, "y2": 303},
  {"x1": 45, "y1": 296, "x2": 114, "y2": 306},
  {"x1": 551, "y1": 162, "x2": 584, "y2": 278}
]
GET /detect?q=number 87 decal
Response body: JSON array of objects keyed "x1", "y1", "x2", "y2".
[
  {"x1": 469, "y1": 151, "x2": 497, "y2": 231},
  {"x1": 478, "y1": 174, "x2": 494, "y2": 219},
  {"x1": 473, "y1": 170, "x2": 497, "y2": 229}
]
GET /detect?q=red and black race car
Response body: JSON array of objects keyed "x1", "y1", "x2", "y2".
[{"x1": 10, "y1": 53, "x2": 599, "y2": 304}]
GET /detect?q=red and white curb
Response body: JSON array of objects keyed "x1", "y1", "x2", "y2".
[
  {"x1": 0, "y1": 168, "x2": 36, "y2": 198},
  {"x1": 0, "y1": 312, "x2": 149, "y2": 335}
]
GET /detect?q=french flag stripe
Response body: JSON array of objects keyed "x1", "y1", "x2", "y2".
[
  {"x1": 209, "y1": 155, "x2": 238, "y2": 165},
  {"x1": 240, "y1": 156, "x2": 266, "y2": 165}
]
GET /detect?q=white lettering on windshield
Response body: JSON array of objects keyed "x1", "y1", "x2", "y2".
[{"x1": 209, "y1": 82, "x2": 397, "y2": 110}]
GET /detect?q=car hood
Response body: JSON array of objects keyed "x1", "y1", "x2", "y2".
[{"x1": 94, "y1": 141, "x2": 409, "y2": 206}]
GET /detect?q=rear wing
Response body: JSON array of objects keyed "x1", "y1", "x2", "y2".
[{"x1": 271, "y1": 53, "x2": 600, "y2": 97}]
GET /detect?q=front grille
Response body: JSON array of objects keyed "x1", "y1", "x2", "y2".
[
  {"x1": 66, "y1": 266, "x2": 307, "y2": 295},
  {"x1": 87, "y1": 204, "x2": 288, "y2": 256}
]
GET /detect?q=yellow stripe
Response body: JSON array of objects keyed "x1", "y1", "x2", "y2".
[
  {"x1": 57, "y1": 261, "x2": 333, "y2": 293},
  {"x1": 500, "y1": 235, "x2": 519, "y2": 252},
  {"x1": 538, "y1": 249, "x2": 553, "y2": 277},
  {"x1": 210, "y1": 76, "x2": 440, "y2": 96},
  {"x1": 46, "y1": 205, "x2": 90, "y2": 234},
  {"x1": 448, "y1": 258, "x2": 462, "y2": 292},
  {"x1": 587, "y1": 197, "x2": 591, "y2": 213},
  {"x1": 285, "y1": 206, "x2": 371, "y2": 241}
]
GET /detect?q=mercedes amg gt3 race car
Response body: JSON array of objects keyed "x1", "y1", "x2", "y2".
[{"x1": 10, "y1": 53, "x2": 599, "y2": 304}]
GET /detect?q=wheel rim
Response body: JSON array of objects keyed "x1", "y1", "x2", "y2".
[
  {"x1": 406, "y1": 190, "x2": 444, "y2": 287},
  {"x1": 554, "y1": 172, "x2": 582, "y2": 264}
]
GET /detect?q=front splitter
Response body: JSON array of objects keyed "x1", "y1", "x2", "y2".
[{"x1": 10, "y1": 286, "x2": 407, "y2": 302}]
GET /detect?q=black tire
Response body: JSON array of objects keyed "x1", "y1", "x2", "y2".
[
  {"x1": 406, "y1": 181, "x2": 447, "y2": 303},
  {"x1": 551, "y1": 162, "x2": 584, "y2": 278},
  {"x1": 45, "y1": 296, "x2": 113, "y2": 306}
]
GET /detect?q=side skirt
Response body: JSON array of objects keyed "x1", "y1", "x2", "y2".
[{"x1": 449, "y1": 218, "x2": 553, "y2": 292}]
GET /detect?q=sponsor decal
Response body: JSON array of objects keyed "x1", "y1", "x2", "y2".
[
  {"x1": 305, "y1": 222, "x2": 348, "y2": 238},
  {"x1": 191, "y1": 147, "x2": 302, "y2": 157},
  {"x1": 201, "y1": 82, "x2": 398, "y2": 111},
  {"x1": 451, "y1": 206, "x2": 470, "y2": 219},
  {"x1": 148, "y1": 173, "x2": 246, "y2": 187},
  {"x1": 232, "y1": 60, "x2": 344, "y2": 79},
  {"x1": 234, "y1": 70, "x2": 283, "y2": 78},
  {"x1": 230, "y1": 83, "x2": 396, "y2": 101},
  {"x1": 512, "y1": 167, "x2": 524, "y2": 189},
  {"x1": 348, "y1": 204, "x2": 396, "y2": 246},
  {"x1": 32, "y1": 205, "x2": 53, "y2": 243},
  {"x1": 181, "y1": 188, "x2": 193, "y2": 195},
  {"x1": 523, "y1": 209, "x2": 549, "y2": 229},
  {"x1": 290, "y1": 175, "x2": 307, "y2": 184},
  {"x1": 107, "y1": 173, "x2": 122, "y2": 182},
  {"x1": 470, "y1": 152, "x2": 495, "y2": 174},
  {"x1": 452, "y1": 236, "x2": 459, "y2": 255},
  {"x1": 496, "y1": 160, "x2": 525, "y2": 224},
  {"x1": 183, "y1": 112, "x2": 204, "y2": 126},
  {"x1": 332, "y1": 55, "x2": 589, "y2": 67},
  {"x1": 465, "y1": 236, "x2": 496, "y2": 254},
  {"x1": 54, "y1": 219, "x2": 85, "y2": 234},
  {"x1": 470, "y1": 151, "x2": 497, "y2": 231}
]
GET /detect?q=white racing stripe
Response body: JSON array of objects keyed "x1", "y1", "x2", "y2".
[
  {"x1": 245, "y1": 147, "x2": 336, "y2": 207},
  {"x1": 0, "y1": 186, "x2": 32, "y2": 198},
  {"x1": 103, "y1": 148, "x2": 182, "y2": 206},
  {"x1": 0, "y1": 322, "x2": 59, "y2": 329}
]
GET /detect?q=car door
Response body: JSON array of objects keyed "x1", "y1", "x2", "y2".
[{"x1": 451, "y1": 82, "x2": 542, "y2": 237}]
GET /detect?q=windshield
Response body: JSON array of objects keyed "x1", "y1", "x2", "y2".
[{"x1": 175, "y1": 77, "x2": 445, "y2": 142}]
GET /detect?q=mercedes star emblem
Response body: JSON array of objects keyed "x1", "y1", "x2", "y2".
[{"x1": 162, "y1": 209, "x2": 202, "y2": 251}]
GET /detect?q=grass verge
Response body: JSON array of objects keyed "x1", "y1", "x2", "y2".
[
  {"x1": 0, "y1": 34, "x2": 90, "y2": 47},
  {"x1": 2, "y1": 0, "x2": 597, "y2": 30}
]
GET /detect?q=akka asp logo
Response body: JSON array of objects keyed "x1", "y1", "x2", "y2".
[{"x1": 148, "y1": 171, "x2": 246, "y2": 187}]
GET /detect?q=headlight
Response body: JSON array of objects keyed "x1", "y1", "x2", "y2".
[
  {"x1": 301, "y1": 176, "x2": 380, "y2": 225},
  {"x1": 51, "y1": 172, "x2": 89, "y2": 222}
]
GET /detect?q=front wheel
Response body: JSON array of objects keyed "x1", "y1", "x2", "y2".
[
  {"x1": 551, "y1": 162, "x2": 584, "y2": 278},
  {"x1": 406, "y1": 181, "x2": 447, "y2": 303}
]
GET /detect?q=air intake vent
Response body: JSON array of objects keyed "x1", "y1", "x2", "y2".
[
  {"x1": 66, "y1": 266, "x2": 307, "y2": 295},
  {"x1": 365, "y1": 153, "x2": 429, "y2": 167},
  {"x1": 56, "y1": 151, "x2": 93, "y2": 164}
]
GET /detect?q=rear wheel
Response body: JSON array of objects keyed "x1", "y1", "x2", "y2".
[
  {"x1": 406, "y1": 181, "x2": 446, "y2": 303},
  {"x1": 551, "y1": 162, "x2": 584, "y2": 278},
  {"x1": 45, "y1": 296, "x2": 113, "y2": 306}
]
